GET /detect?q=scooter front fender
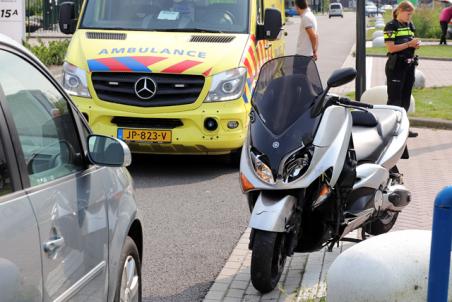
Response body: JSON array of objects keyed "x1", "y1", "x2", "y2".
[{"x1": 249, "y1": 193, "x2": 297, "y2": 232}]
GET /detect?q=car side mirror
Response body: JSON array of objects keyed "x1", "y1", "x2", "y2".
[
  {"x1": 59, "y1": 2, "x2": 77, "y2": 35},
  {"x1": 257, "y1": 8, "x2": 282, "y2": 41},
  {"x1": 87, "y1": 135, "x2": 132, "y2": 167},
  {"x1": 326, "y1": 67, "x2": 357, "y2": 88}
]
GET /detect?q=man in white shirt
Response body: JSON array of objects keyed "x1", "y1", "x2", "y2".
[{"x1": 295, "y1": 0, "x2": 318, "y2": 60}]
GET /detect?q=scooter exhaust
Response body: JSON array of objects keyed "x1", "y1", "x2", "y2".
[{"x1": 381, "y1": 184, "x2": 411, "y2": 212}]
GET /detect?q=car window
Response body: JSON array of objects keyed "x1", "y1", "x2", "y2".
[
  {"x1": 0, "y1": 137, "x2": 12, "y2": 196},
  {"x1": 0, "y1": 50, "x2": 84, "y2": 187}
]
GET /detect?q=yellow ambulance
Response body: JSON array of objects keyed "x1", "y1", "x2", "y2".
[{"x1": 59, "y1": 0, "x2": 285, "y2": 156}]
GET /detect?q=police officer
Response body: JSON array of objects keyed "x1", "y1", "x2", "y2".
[{"x1": 384, "y1": 0, "x2": 420, "y2": 138}]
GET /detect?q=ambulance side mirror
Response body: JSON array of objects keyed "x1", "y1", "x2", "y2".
[
  {"x1": 257, "y1": 8, "x2": 282, "y2": 41},
  {"x1": 59, "y1": 2, "x2": 77, "y2": 35}
]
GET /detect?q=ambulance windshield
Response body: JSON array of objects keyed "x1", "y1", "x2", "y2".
[{"x1": 80, "y1": 0, "x2": 250, "y2": 33}]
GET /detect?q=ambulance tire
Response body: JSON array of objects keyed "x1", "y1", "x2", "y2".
[{"x1": 229, "y1": 148, "x2": 242, "y2": 167}]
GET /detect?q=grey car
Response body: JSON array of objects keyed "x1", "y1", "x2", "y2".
[{"x1": 0, "y1": 34, "x2": 142, "y2": 302}]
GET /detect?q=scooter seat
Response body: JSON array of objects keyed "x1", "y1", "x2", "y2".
[
  {"x1": 351, "y1": 110, "x2": 378, "y2": 127},
  {"x1": 351, "y1": 109, "x2": 399, "y2": 163}
]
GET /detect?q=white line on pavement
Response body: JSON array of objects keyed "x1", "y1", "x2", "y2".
[{"x1": 366, "y1": 56, "x2": 373, "y2": 90}]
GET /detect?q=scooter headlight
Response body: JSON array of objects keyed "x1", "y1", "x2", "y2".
[
  {"x1": 251, "y1": 153, "x2": 275, "y2": 184},
  {"x1": 282, "y1": 148, "x2": 312, "y2": 182}
]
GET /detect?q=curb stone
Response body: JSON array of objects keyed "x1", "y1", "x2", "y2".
[{"x1": 409, "y1": 117, "x2": 452, "y2": 130}]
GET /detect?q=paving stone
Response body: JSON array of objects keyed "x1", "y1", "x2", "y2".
[
  {"x1": 227, "y1": 254, "x2": 247, "y2": 262},
  {"x1": 230, "y1": 280, "x2": 249, "y2": 290},
  {"x1": 282, "y1": 278, "x2": 301, "y2": 290},
  {"x1": 245, "y1": 285, "x2": 260, "y2": 295},
  {"x1": 225, "y1": 288, "x2": 246, "y2": 299},
  {"x1": 219, "y1": 268, "x2": 239, "y2": 278},
  {"x1": 234, "y1": 273, "x2": 251, "y2": 282},
  {"x1": 223, "y1": 297, "x2": 242, "y2": 302},
  {"x1": 209, "y1": 282, "x2": 230, "y2": 292},
  {"x1": 243, "y1": 294, "x2": 261, "y2": 302},
  {"x1": 279, "y1": 293, "x2": 298, "y2": 302},
  {"x1": 205, "y1": 291, "x2": 226, "y2": 300},
  {"x1": 215, "y1": 275, "x2": 234, "y2": 285},
  {"x1": 225, "y1": 261, "x2": 243, "y2": 270},
  {"x1": 261, "y1": 289, "x2": 282, "y2": 300},
  {"x1": 286, "y1": 269, "x2": 303, "y2": 279},
  {"x1": 279, "y1": 284, "x2": 299, "y2": 297}
]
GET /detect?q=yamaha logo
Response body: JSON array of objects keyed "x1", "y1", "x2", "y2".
[
  {"x1": 134, "y1": 77, "x2": 157, "y2": 100},
  {"x1": 272, "y1": 142, "x2": 280, "y2": 149}
]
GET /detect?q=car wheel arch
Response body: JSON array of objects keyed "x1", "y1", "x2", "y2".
[
  {"x1": 128, "y1": 219, "x2": 143, "y2": 263},
  {"x1": 107, "y1": 209, "x2": 141, "y2": 302}
]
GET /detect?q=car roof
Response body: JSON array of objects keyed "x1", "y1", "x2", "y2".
[
  {"x1": 0, "y1": 33, "x2": 26, "y2": 51},
  {"x1": 0, "y1": 33, "x2": 47, "y2": 71}
]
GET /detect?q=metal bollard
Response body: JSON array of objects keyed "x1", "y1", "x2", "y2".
[{"x1": 428, "y1": 186, "x2": 452, "y2": 302}]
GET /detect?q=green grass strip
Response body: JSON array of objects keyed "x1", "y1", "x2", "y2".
[
  {"x1": 366, "y1": 45, "x2": 452, "y2": 60},
  {"x1": 346, "y1": 86, "x2": 452, "y2": 120}
]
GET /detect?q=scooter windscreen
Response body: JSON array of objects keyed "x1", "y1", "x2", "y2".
[{"x1": 249, "y1": 56, "x2": 323, "y2": 182}]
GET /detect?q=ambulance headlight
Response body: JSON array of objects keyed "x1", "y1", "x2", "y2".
[
  {"x1": 205, "y1": 67, "x2": 247, "y2": 102},
  {"x1": 62, "y1": 62, "x2": 91, "y2": 98}
]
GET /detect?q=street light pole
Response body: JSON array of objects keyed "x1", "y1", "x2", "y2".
[{"x1": 356, "y1": 0, "x2": 366, "y2": 101}]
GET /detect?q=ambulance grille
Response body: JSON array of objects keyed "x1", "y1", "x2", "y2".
[
  {"x1": 189, "y1": 35, "x2": 235, "y2": 43},
  {"x1": 86, "y1": 32, "x2": 127, "y2": 40},
  {"x1": 91, "y1": 72, "x2": 205, "y2": 107}
]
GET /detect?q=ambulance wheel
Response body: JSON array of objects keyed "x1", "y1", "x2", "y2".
[{"x1": 229, "y1": 148, "x2": 242, "y2": 167}]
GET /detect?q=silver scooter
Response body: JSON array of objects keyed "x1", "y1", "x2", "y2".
[{"x1": 239, "y1": 55, "x2": 411, "y2": 293}]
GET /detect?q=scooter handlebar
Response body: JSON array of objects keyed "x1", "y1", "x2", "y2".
[{"x1": 338, "y1": 97, "x2": 374, "y2": 109}]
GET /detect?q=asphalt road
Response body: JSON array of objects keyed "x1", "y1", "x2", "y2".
[
  {"x1": 285, "y1": 12, "x2": 357, "y2": 83},
  {"x1": 132, "y1": 12, "x2": 357, "y2": 302}
]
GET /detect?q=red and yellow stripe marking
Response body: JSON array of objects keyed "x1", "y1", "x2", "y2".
[
  {"x1": 162, "y1": 60, "x2": 203, "y2": 74},
  {"x1": 87, "y1": 56, "x2": 205, "y2": 75}
]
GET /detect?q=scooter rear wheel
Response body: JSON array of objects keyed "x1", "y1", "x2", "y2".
[{"x1": 251, "y1": 230, "x2": 287, "y2": 293}]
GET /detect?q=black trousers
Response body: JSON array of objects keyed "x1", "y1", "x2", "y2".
[
  {"x1": 440, "y1": 21, "x2": 448, "y2": 45},
  {"x1": 385, "y1": 59, "x2": 415, "y2": 112},
  {"x1": 386, "y1": 58, "x2": 415, "y2": 159}
]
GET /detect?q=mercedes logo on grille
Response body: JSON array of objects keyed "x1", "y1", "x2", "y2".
[{"x1": 134, "y1": 77, "x2": 157, "y2": 100}]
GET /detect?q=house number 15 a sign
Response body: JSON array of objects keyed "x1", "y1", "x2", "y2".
[{"x1": 0, "y1": 0, "x2": 25, "y2": 43}]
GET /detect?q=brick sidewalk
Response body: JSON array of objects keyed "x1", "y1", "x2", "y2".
[
  {"x1": 204, "y1": 127, "x2": 452, "y2": 302},
  {"x1": 203, "y1": 228, "x2": 359, "y2": 302}
]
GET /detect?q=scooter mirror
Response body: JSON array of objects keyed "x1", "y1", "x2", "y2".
[{"x1": 327, "y1": 67, "x2": 357, "y2": 88}]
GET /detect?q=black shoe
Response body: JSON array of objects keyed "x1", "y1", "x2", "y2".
[{"x1": 408, "y1": 131, "x2": 418, "y2": 138}]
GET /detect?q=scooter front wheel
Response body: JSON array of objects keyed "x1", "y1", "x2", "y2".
[{"x1": 251, "y1": 230, "x2": 287, "y2": 293}]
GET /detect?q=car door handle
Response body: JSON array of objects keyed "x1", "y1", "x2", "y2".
[{"x1": 43, "y1": 237, "x2": 65, "y2": 255}]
